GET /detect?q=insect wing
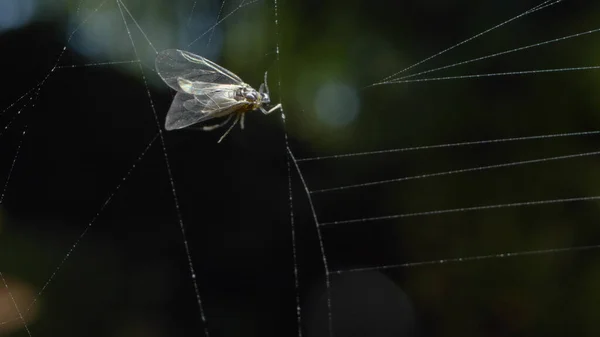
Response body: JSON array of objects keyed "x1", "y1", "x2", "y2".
[
  {"x1": 164, "y1": 90, "x2": 248, "y2": 130},
  {"x1": 177, "y1": 78, "x2": 241, "y2": 96},
  {"x1": 165, "y1": 92, "x2": 216, "y2": 130},
  {"x1": 177, "y1": 50, "x2": 243, "y2": 83},
  {"x1": 155, "y1": 49, "x2": 243, "y2": 93},
  {"x1": 194, "y1": 88, "x2": 249, "y2": 114}
]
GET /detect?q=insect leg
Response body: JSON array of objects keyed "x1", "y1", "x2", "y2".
[
  {"x1": 217, "y1": 113, "x2": 241, "y2": 143},
  {"x1": 262, "y1": 103, "x2": 282, "y2": 114},
  {"x1": 201, "y1": 114, "x2": 234, "y2": 131},
  {"x1": 240, "y1": 113, "x2": 245, "y2": 130}
]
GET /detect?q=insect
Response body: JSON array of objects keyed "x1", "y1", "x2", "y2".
[{"x1": 155, "y1": 49, "x2": 282, "y2": 143}]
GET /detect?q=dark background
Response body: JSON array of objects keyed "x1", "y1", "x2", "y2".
[{"x1": 1, "y1": 0, "x2": 600, "y2": 336}]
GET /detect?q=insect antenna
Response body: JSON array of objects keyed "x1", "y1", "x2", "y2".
[{"x1": 263, "y1": 71, "x2": 270, "y2": 96}]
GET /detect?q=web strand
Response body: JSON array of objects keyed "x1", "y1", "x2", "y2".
[
  {"x1": 1, "y1": 0, "x2": 108, "y2": 126},
  {"x1": 208, "y1": 0, "x2": 228, "y2": 46},
  {"x1": 310, "y1": 149, "x2": 600, "y2": 194},
  {"x1": 75, "y1": 0, "x2": 85, "y2": 16},
  {"x1": 116, "y1": 0, "x2": 159, "y2": 54},
  {"x1": 332, "y1": 244, "x2": 600, "y2": 274},
  {"x1": 0, "y1": 272, "x2": 31, "y2": 337},
  {"x1": 320, "y1": 195, "x2": 600, "y2": 226},
  {"x1": 187, "y1": 0, "x2": 198, "y2": 27},
  {"x1": 0, "y1": 133, "x2": 160, "y2": 327},
  {"x1": 0, "y1": 86, "x2": 36, "y2": 119},
  {"x1": 373, "y1": 0, "x2": 563, "y2": 85},
  {"x1": 55, "y1": 60, "x2": 140, "y2": 69},
  {"x1": 0, "y1": 97, "x2": 34, "y2": 138},
  {"x1": 272, "y1": 0, "x2": 303, "y2": 335},
  {"x1": 284, "y1": 130, "x2": 302, "y2": 337},
  {"x1": 296, "y1": 130, "x2": 600, "y2": 162},
  {"x1": 187, "y1": 0, "x2": 259, "y2": 48},
  {"x1": 380, "y1": 26, "x2": 600, "y2": 85},
  {"x1": 116, "y1": 1, "x2": 210, "y2": 336},
  {"x1": 380, "y1": 65, "x2": 600, "y2": 85},
  {"x1": 0, "y1": 128, "x2": 27, "y2": 205},
  {"x1": 288, "y1": 148, "x2": 334, "y2": 337}
]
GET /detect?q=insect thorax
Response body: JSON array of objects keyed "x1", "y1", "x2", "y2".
[{"x1": 235, "y1": 85, "x2": 262, "y2": 107}]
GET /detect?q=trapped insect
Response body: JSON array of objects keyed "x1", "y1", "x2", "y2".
[{"x1": 155, "y1": 49, "x2": 282, "y2": 143}]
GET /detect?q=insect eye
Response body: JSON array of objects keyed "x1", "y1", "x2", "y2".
[{"x1": 246, "y1": 93, "x2": 256, "y2": 100}]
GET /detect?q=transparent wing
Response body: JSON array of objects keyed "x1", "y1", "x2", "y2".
[
  {"x1": 165, "y1": 92, "x2": 214, "y2": 130},
  {"x1": 194, "y1": 92, "x2": 247, "y2": 114},
  {"x1": 177, "y1": 78, "x2": 241, "y2": 96},
  {"x1": 155, "y1": 49, "x2": 243, "y2": 93},
  {"x1": 164, "y1": 91, "x2": 248, "y2": 130}
]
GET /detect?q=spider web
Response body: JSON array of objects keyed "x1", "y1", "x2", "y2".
[{"x1": 1, "y1": 0, "x2": 600, "y2": 337}]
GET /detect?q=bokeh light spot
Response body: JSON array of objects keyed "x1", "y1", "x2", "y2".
[
  {"x1": 0, "y1": 0, "x2": 35, "y2": 32},
  {"x1": 314, "y1": 81, "x2": 360, "y2": 128}
]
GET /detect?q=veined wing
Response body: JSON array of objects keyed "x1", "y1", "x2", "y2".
[
  {"x1": 165, "y1": 92, "x2": 213, "y2": 130},
  {"x1": 165, "y1": 91, "x2": 248, "y2": 130},
  {"x1": 177, "y1": 78, "x2": 242, "y2": 96},
  {"x1": 155, "y1": 49, "x2": 243, "y2": 93}
]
